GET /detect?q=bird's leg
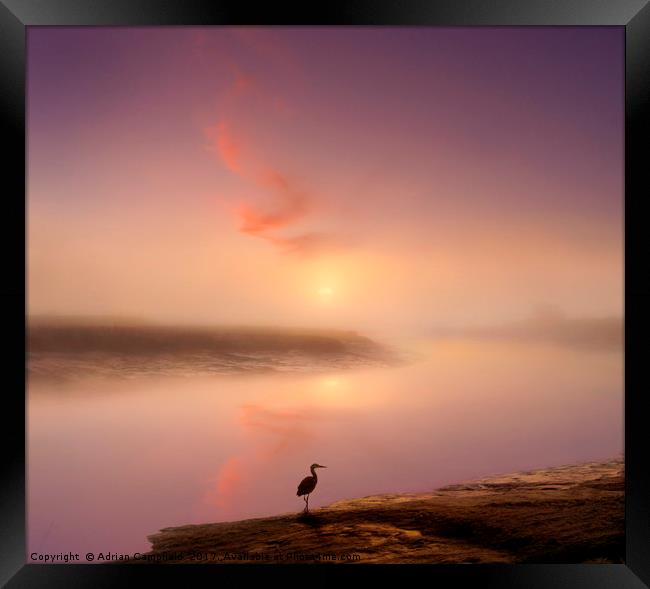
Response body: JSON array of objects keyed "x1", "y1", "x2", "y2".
[
  {"x1": 306, "y1": 494, "x2": 310, "y2": 513},
  {"x1": 302, "y1": 496, "x2": 308, "y2": 512}
]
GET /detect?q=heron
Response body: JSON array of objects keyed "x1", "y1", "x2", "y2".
[{"x1": 296, "y1": 463, "x2": 327, "y2": 513}]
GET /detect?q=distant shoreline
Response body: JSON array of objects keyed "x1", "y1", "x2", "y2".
[{"x1": 27, "y1": 321, "x2": 396, "y2": 381}]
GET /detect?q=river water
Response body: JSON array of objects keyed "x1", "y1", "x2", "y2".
[{"x1": 27, "y1": 337, "x2": 622, "y2": 557}]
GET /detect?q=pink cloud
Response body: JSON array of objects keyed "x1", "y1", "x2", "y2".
[
  {"x1": 205, "y1": 120, "x2": 244, "y2": 175},
  {"x1": 238, "y1": 171, "x2": 311, "y2": 235},
  {"x1": 203, "y1": 53, "x2": 339, "y2": 255},
  {"x1": 207, "y1": 119, "x2": 326, "y2": 253}
]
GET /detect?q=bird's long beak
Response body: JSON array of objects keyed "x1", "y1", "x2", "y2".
[{"x1": 319, "y1": 465, "x2": 327, "y2": 468}]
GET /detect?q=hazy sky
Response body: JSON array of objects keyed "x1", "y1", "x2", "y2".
[{"x1": 27, "y1": 27, "x2": 623, "y2": 333}]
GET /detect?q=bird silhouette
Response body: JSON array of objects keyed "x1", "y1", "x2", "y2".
[{"x1": 296, "y1": 463, "x2": 326, "y2": 513}]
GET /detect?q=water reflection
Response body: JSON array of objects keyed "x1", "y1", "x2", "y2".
[{"x1": 28, "y1": 339, "x2": 622, "y2": 557}]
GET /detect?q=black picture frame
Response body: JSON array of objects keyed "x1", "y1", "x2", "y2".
[{"x1": 2, "y1": 1, "x2": 648, "y2": 587}]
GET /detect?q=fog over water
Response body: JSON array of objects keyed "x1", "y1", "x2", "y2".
[{"x1": 28, "y1": 325, "x2": 622, "y2": 556}]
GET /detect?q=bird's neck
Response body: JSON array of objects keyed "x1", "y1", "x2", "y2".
[{"x1": 310, "y1": 466, "x2": 318, "y2": 480}]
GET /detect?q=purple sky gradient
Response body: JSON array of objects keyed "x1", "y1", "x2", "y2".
[{"x1": 27, "y1": 27, "x2": 623, "y2": 329}]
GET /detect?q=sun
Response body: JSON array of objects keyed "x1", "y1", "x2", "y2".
[{"x1": 317, "y1": 286, "x2": 334, "y2": 298}]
